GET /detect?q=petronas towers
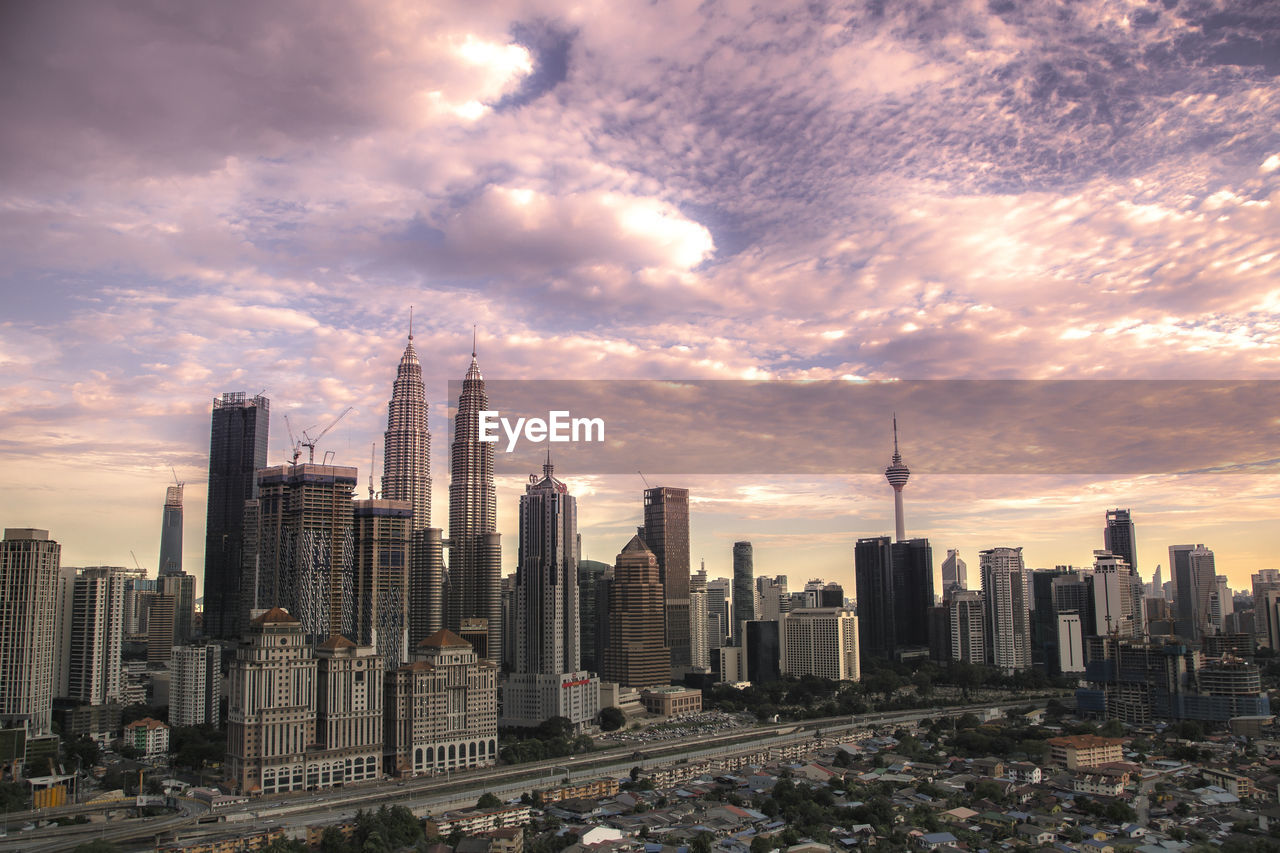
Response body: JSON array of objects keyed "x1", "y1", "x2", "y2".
[{"x1": 381, "y1": 326, "x2": 500, "y2": 664}]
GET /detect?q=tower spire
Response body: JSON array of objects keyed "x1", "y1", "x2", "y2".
[
  {"x1": 409, "y1": 305, "x2": 414, "y2": 341},
  {"x1": 884, "y1": 415, "x2": 911, "y2": 541},
  {"x1": 472, "y1": 324, "x2": 477, "y2": 358},
  {"x1": 544, "y1": 447, "x2": 553, "y2": 479}
]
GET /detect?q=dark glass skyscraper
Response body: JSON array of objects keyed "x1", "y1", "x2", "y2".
[
  {"x1": 203, "y1": 392, "x2": 269, "y2": 640},
  {"x1": 731, "y1": 541, "x2": 754, "y2": 644},
  {"x1": 446, "y1": 346, "x2": 502, "y2": 664},
  {"x1": 855, "y1": 536, "x2": 894, "y2": 660},
  {"x1": 891, "y1": 538, "x2": 934, "y2": 650},
  {"x1": 159, "y1": 484, "x2": 183, "y2": 575},
  {"x1": 643, "y1": 487, "x2": 690, "y2": 672},
  {"x1": 578, "y1": 559, "x2": 610, "y2": 672}
]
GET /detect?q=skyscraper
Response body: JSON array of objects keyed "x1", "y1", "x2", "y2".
[
  {"x1": 600, "y1": 535, "x2": 669, "y2": 689},
  {"x1": 446, "y1": 345, "x2": 502, "y2": 665},
  {"x1": 1170, "y1": 544, "x2": 1216, "y2": 641},
  {"x1": 0, "y1": 529, "x2": 61, "y2": 735},
  {"x1": 1091, "y1": 550, "x2": 1137, "y2": 638},
  {"x1": 64, "y1": 567, "x2": 128, "y2": 705},
  {"x1": 980, "y1": 546, "x2": 1032, "y2": 673},
  {"x1": 502, "y1": 458, "x2": 599, "y2": 729},
  {"x1": 160, "y1": 484, "x2": 183, "y2": 575},
  {"x1": 643, "y1": 487, "x2": 691, "y2": 673},
  {"x1": 707, "y1": 577, "x2": 732, "y2": 647},
  {"x1": 731, "y1": 541, "x2": 754, "y2": 644},
  {"x1": 577, "y1": 559, "x2": 610, "y2": 673},
  {"x1": 756, "y1": 575, "x2": 790, "y2": 621},
  {"x1": 351, "y1": 498, "x2": 411, "y2": 669},
  {"x1": 781, "y1": 608, "x2": 860, "y2": 681},
  {"x1": 381, "y1": 326, "x2": 444, "y2": 642},
  {"x1": 884, "y1": 416, "x2": 910, "y2": 541},
  {"x1": 204, "y1": 392, "x2": 269, "y2": 640},
  {"x1": 1104, "y1": 509, "x2": 1143, "y2": 636},
  {"x1": 947, "y1": 589, "x2": 986, "y2": 664},
  {"x1": 253, "y1": 463, "x2": 358, "y2": 640},
  {"x1": 854, "y1": 536, "x2": 894, "y2": 660},
  {"x1": 892, "y1": 538, "x2": 934, "y2": 651},
  {"x1": 689, "y1": 565, "x2": 710, "y2": 671},
  {"x1": 941, "y1": 549, "x2": 967, "y2": 595}
]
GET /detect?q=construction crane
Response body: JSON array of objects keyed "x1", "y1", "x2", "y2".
[
  {"x1": 284, "y1": 413, "x2": 301, "y2": 465},
  {"x1": 637, "y1": 470, "x2": 651, "y2": 489},
  {"x1": 169, "y1": 464, "x2": 183, "y2": 487},
  {"x1": 298, "y1": 406, "x2": 354, "y2": 464}
]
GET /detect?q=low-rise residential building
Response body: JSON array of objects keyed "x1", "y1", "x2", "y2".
[
  {"x1": 1047, "y1": 735, "x2": 1125, "y2": 769},
  {"x1": 124, "y1": 716, "x2": 169, "y2": 756},
  {"x1": 425, "y1": 804, "x2": 533, "y2": 836}
]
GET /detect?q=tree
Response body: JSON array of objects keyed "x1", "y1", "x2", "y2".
[
  {"x1": 1099, "y1": 719, "x2": 1126, "y2": 738},
  {"x1": 259, "y1": 839, "x2": 307, "y2": 853},
  {"x1": 599, "y1": 706, "x2": 625, "y2": 732},
  {"x1": 478, "y1": 792, "x2": 503, "y2": 809},
  {"x1": 64, "y1": 735, "x2": 100, "y2": 770},
  {"x1": 0, "y1": 781, "x2": 28, "y2": 813},
  {"x1": 750, "y1": 836, "x2": 774, "y2": 853},
  {"x1": 691, "y1": 832, "x2": 714, "y2": 853},
  {"x1": 1178, "y1": 721, "x2": 1204, "y2": 741}
]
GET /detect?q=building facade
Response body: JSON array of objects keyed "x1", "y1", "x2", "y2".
[
  {"x1": 447, "y1": 348, "x2": 502, "y2": 666},
  {"x1": 731, "y1": 542, "x2": 754, "y2": 644},
  {"x1": 981, "y1": 546, "x2": 1032, "y2": 673},
  {"x1": 170, "y1": 644, "x2": 221, "y2": 727},
  {"x1": 781, "y1": 608, "x2": 860, "y2": 681},
  {"x1": 384, "y1": 630, "x2": 498, "y2": 777},
  {"x1": 503, "y1": 459, "x2": 598, "y2": 729},
  {"x1": 600, "y1": 535, "x2": 670, "y2": 689},
  {"x1": 0, "y1": 529, "x2": 61, "y2": 735},
  {"x1": 253, "y1": 463, "x2": 359, "y2": 640},
  {"x1": 947, "y1": 589, "x2": 986, "y2": 665},
  {"x1": 643, "y1": 487, "x2": 691, "y2": 673},
  {"x1": 351, "y1": 499, "x2": 411, "y2": 668},
  {"x1": 314, "y1": 636, "x2": 383, "y2": 787},
  {"x1": 203, "y1": 392, "x2": 269, "y2": 640},
  {"x1": 1170, "y1": 544, "x2": 1216, "y2": 642},
  {"x1": 62, "y1": 566, "x2": 128, "y2": 706}
]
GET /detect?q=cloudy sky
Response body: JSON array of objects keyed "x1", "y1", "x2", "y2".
[{"x1": 2, "y1": 0, "x2": 1278, "y2": 596}]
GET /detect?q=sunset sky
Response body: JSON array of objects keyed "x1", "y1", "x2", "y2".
[{"x1": 2, "y1": 0, "x2": 1278, "y2": 596}]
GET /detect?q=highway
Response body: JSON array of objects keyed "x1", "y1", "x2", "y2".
[{"x1": 0, "y1": 695, "x2": 1063, "y2": 852}]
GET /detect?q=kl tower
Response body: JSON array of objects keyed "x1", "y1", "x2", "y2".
[{"x1": 885, "y1": 415, "x2": 910, "y2": 541}]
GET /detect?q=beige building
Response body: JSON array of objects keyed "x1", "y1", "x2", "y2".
[
  {"x1": 226, "y1": 608, "x2": 318, "y2": 795},
  {"x1": 125, "y1": 716, "x2": 170, "y2": 756},
  {"x1": 314, "y1": 635, "x2": 383, "y2": 787},
  {"x1": 1047, "y1": 734, "x2": 1125, "y2": 769},
  {"x1": 641, "y1": 686, "x2": 703, "y2": 716},
  {"x1": 384, "y1": 629, "x2": 498, "y2": 777},
  {"x1": 781, "y1": 608, "x2": 860, "y2": 681},
  {"x1": 0, "y1": 529, "x2": 61, "y2": 736}
]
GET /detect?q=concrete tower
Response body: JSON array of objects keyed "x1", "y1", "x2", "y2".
[{"x1": 884, "y1": 415, "x2": 910, "y2": 541}]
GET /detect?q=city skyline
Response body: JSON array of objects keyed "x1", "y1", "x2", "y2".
[{"x1": 3, "y1": 2, "x2": 1279, "y2": 593}]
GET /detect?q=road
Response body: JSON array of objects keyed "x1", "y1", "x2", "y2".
[{"x1": 0, "y1": 695, "x2": 1062, "y2": 852}]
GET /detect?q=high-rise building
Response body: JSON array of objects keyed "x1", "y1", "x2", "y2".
[
  {"x1": 226, "y1": 608, "x2": 317, "y2": 795},
  {"x1": 756, "y1": 575, "x2": 790, "y2": 622},
  {"x1": 160, "y1": 570, "x2": 196, "y2": 646},
  {"x1": 0, "y1": 529, "x2": 61, "y2": 736},
  {"x1": 253, "y1": 463, "x2": 359, "y2": 640},
  {"x1": 892, "y1": 538, "x2": 934, "y2": 651},
  {"x1": 577, "y1": 559, "x2": 610, "y2": 673},
  {"x1": 147, "y1": 591, "x2": 178, "y2": 664},
  {"x1": 1170, "y1": 544, "x2": 1215, "y2": 642},
  {"x1": 941, "y1": 549, "x2": 967, "y2": 596},
  {"x1": 170, "y1": 644, "x2": 220, "y2": 727},
  {"x1": 744, "y1": 620, "x2": 782, "y2": 684},
  {"x1": 947, "y1": 589, "x2": 986, "y2": 665},
  {"x1": 1150, "y1": 564, "x2": 1164, "y2": 598},
  {"x1": 1092, "y1": 551, "x2": 1137, "y2": 638},
  {"x1": 447, "y1": 346, "x2": 502, "y2": 666},
  {"x1": 502, "y1": 459, "x2": 598, "y2": 729},
  {"x1": 689, "y1": 565, "x2": 710, "y2": 671},
  {"x1": 884, "y1": 416, "x2": 910, "y2": 541},
  {"x1": 731, "y1": 542, "x2": 754, "y2": 644},
  {"x1": 63, "y1": 567, "x2": 128, "y2": 705},
  {"x1": 707, "y1": 577, "x2": 732, "y2": 647},
  {"x1": 1104, "y1": 509, "x2": 1143, "y2": 637},
  {"x1": 351, "y1": 499, "x2": 411, "y2": 669},
  {"x1": 160, "y1": 484, "x2": 183, "y2": 575},
  {"x1": 384, "y1": 630, "x2": 498, "y2": 777},
  {"x1": 855, "y1": 536, "x2": 895, "y2": 661},
  {"x1": 314, "y1": 636, "x2": 384, "y2": 786},
  {"x1": 981, "y1": 547, "x2": 1032, "y2": 673},
  {"x1": 381, "y1": 328, "x2": 445, "y2": 644},
  {"x1": 600, "y1": 536, "x2": 669, "y2": 689},
  {"x1": 1212, "y1": 575, "x2": 1233, "y2": 632},
  {"x1": 203, "y1": 392, "x2": 269, "y2": 640},
  {"x1": 781, "y1": 608, "x2": 860, "y2": 681},
  {"x1": 643, "y1": 487, "x2": 691, "y2": 673}
]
